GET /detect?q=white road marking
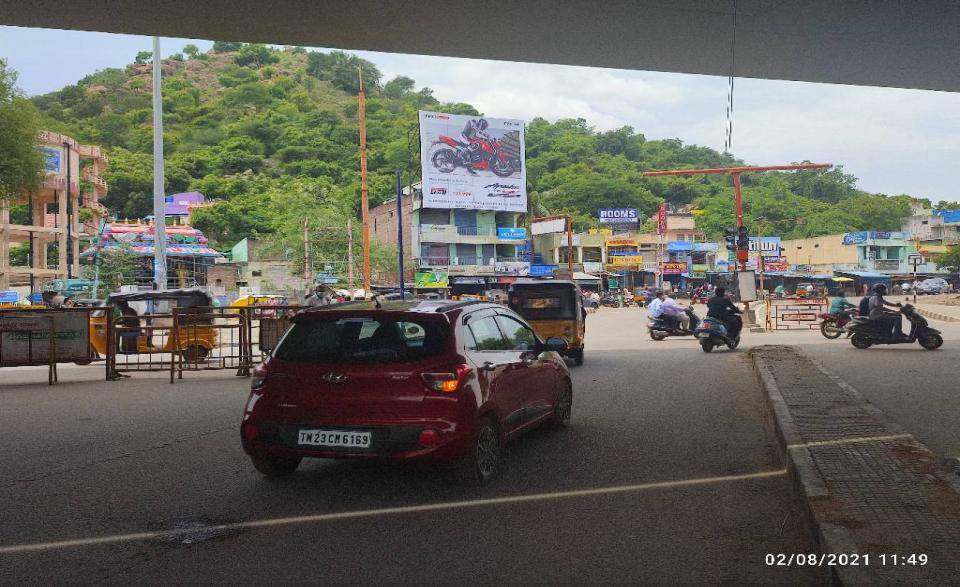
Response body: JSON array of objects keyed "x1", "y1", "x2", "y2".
[
  {"x1": 0, "y1": 469, "x2": 786, "y2": 555},
  {"x1": 787, "y1": 433, "x2": 912, "y2": 450}
]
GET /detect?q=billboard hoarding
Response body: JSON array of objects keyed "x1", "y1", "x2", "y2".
[
  {"x1": 662, "y1": 261, "x2": 687, "y2": 274},
  {"x1": 415, "y1": 271, "x2": 449, "y2": 288},
  {"x1": 529, "y1": 264, "x2": 557, "y2": 276},
  {"x1": 531, "y1": 217, "x2": 567, "y2": 235},
  {"x1": 598, "y1": 208, "x2": 639, "y2": 224},
  {"x1": 419, "y1": 111, "x2": 526, "y2": 212},
  {"x1": 748, "y1": 236, "x2": 782, "y2": 257}
]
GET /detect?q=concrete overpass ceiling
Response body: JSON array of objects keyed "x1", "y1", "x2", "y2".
[{"x1": 1, "y1": 0, "x2": 958, "y2": 92}]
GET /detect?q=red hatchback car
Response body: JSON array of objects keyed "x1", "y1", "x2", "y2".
[{"x1": 241, "y1": 299, "x2": 572, "y2": 485}]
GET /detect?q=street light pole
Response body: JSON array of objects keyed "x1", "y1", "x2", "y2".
[{"x1": 151, "y1": 36, "x2": 167, "y2": 291}]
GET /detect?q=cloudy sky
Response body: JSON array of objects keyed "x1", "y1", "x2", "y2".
[{"x1": 3, "y1": 25, "x2": 958, "y2": 204}]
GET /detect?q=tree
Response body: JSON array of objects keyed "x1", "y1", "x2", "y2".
[
  {"x1": 82, "y1": 245, "x2": 141, "y2": 297},
  {"x1": 0, "y1": 60, "x2": 43, "y2": 200},
  {"x1": 212, "y1": 41, "x2": 244, "y2": 53},
  {"x1": 134, "y1": 51, "x2": 153, "y2": 65},
  {"x1": 182, "y1": 44, "x2": 201, "y2": 59},
  {"x1": 234, "y1": 44, "x2": 278, "y2": 69},
  {"x1": 935, "y1": 245, "x2": 960, "y2": 273},
  {"x1": 382, "y1": 75, "x2": 415, "y2": 98}
]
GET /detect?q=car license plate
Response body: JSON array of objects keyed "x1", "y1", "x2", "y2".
[{"x1": 297, "y1": 429, "x2": 371, "y2": 449}]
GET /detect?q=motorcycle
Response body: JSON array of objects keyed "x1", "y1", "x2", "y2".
[
  {"x1": 818, "y1": 309, "x2": 857, "y2": 339},
  {"x1": 649, "y1": 306, "x2": 701, "y2": 341},
  {"x1": 847, "y1": 304, "x2": 943, "y2": 350},
  {"x1": 694, "y1": 314, "x2": 742, "y2": 353},
  {"x1": 431, "y1": 134, "x2": 520, "y2": 177}
]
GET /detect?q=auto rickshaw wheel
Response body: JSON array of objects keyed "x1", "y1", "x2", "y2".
[
  {"x1": 181, "y1": 345, "x2": 210, "y2": 362},
  {"x1": 568, "y1": 347, "x2": 584, "y2": 366}
]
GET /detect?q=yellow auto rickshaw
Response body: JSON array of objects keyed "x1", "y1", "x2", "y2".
[
  {"x1": 89, "y1": 289, "x2": 218, "y2": 361},
  {"x1": 507, "y1": 279, "x2": 586, "y2": 366}
]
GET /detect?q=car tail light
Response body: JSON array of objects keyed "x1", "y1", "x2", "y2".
[
  {"x1": 242, "y1": 421, "x2": 259, "y2": 441},
  {"x1": 420, "y1": 364, "x2": 472, "y2": 394},
  {"x1": 418, "y1": 429, "x2": 440, "y2": 446}
]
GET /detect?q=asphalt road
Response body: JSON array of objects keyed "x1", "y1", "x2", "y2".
[{"x1": 0, "y1": 308, "x2": 822, "y2": 584}]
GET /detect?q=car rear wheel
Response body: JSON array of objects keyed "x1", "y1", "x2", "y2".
[
  {"x1": 453, "y1": 417, "x2": 500, "y2": 486},
  {"x1": 251, "y1": 455, "x2": 302, "y2": 477}
]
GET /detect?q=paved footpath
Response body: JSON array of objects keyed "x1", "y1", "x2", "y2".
[{"x1": 752, "y1": 345, "x2": 960, "y2": 585}]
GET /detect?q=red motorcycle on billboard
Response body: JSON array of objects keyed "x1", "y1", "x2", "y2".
[{"x1": 430, "y1": 118, "x2": 521, "y2": 177}]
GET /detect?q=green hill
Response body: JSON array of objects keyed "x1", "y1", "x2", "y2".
[{"x1": 31, "y1": 43, "x2": 922, "y2": 257}]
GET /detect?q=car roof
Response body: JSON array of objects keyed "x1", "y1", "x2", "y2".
[{"x1": 298, "y1": 299, "x2": 502, "y2": 316}]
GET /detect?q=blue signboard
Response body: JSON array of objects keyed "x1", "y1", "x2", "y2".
[
  {"x1": 666, "y1": 241, "x2": 692, "y2": 252},
  {"x1": 497, "y1": 227, "x2": 527, "y2": 240},
  {"x1": 598, "y1": 208, "x2": 639, "y2": 224},
  {"x1": 529, "y1": 264, "x2": 558, "y2": 277},
  {"x1": 28, "y1": 292, "x2": 44, "y2": 304},
  {"x1": 41, "y1": 147, "x2": 62, "y2": 173},
  {"x1": 843, "y1": 231, "x2": 868, "y2": 245},
  {"x1": 0, "y1": 291, "x2": 20, "y2": 303}
]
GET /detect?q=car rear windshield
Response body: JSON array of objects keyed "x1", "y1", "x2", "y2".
[
  {"x1": 273, "y1": 316, "x2": 447, "y2": 363},
  {"x1": 510, "y1": 290, "x2": 577, "y2": 320}
]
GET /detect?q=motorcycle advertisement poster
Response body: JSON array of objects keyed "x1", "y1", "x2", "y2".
[{"x1": 419, "y1": 111, "x2": 527, "y2": 212}]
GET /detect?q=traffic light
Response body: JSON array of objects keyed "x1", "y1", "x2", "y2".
[
  {"x1": 724, "y1": 228, "x2": 737, "y2": 251},
  {"x1": 737, "y1": 225, "x2": 749, "y2": 250}
]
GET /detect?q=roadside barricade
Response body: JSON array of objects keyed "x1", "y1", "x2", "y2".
[
  {"x1": 104, "y1": 305, "x2": 304, "y2": 382},
  {"x1": 767, "y1": 297, "x2": 828, "y2": 330},
  {"x1": 0, "y1": 308, "x2": 98, "y2": 384}
]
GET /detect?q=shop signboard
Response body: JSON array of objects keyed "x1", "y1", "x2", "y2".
[
  {"x1": 843, "y1": 231, "x2": 869, "y2": 245},
  {"x1": 598, "y1": 208, "x2": 639, "y2": 224},
  {"x1": 493, "y1": 261, "x2": 530, "y2": 275},
  {"x1": 496, "y1": 227, "x2": 527, "y2": 240},
  {"x1": 450, "y1": 276, "x2": 485, "y2": 284},
  {"x1": 607, "y1": 276, "x2": 620, "y2": 289},
  {"x1": 657, "y1": 203, "x2": 668, "y2": 235},
  {"x1": 606, "y1": 237, "x2": 638, "y2": 247},
  {"x1": 446, "y1": 265, "x2": 487, "y2": 276},
  {"x1": 608, "y1": 255, "x2": 645, "y2": 266},
  {"x1": 582, "y1": 261, "x2": 603, "y2": 273},
  {"x1": 662, "y1": 261, "x2": 687, "y2": 274},
  {"x1": 763, "y1": 257, "x2": 789, "y2": 272},
  {"x1": 531, "y1": 217, "x2": 567, "y2": 235},
  {"x1": 529, "y1": 264, "x2": 557, "y2": 277},
  {"x1": 415, "y1": 270, "x2": 449, "y2": 288},
  {"x1": 420, "y1": 111, "x2": 526, "y2": 212}
]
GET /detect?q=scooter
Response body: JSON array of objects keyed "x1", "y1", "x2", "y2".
[
  {"x1": 818, "y1": 309, "x2": 857, "y2": 339},
  {"x1": 649, "y1": 306, "x2": 701, "y2": 341},
  {"x1": 694, "y1": 314, "x2": 742, "y2": 353},
  {"x1": 847, "y1": 304, "x2": 943, "y2": 350}
]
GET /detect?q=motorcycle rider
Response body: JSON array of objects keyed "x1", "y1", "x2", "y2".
[
  {"x1": 647, "y1": 290, "x2": 665, "y2": 320},
  {"x1": 661, "y1": 294, "x2": 690, "y2": 331},
  {"x1": 829, "y1": 290, "x2": 857, "y2": 318},
  {"x1": 867, "y1": 283, "x2": 904, "y2": 339},
  {"x1": 706, "y1": 287, "x2": 743, "y2": 338}
]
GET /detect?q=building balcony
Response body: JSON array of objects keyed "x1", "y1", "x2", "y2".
[
  {"x1": 419, "y1": 224, "x2": 527, "y2": 244},
  {"x1": 416, "y1": 255, "x2": 524, "y2": 269}
]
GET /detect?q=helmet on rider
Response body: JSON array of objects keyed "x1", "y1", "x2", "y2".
[{"x1": 874, "y1": 283, "x2": 887, "y2": 295}]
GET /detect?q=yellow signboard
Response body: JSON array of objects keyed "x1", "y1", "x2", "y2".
[
  {"x1": 606, "y1": 238, "x2": 638, "y2": 247},
  {"x1": 608, "y1": 255, "x2": 645, "y2": 266}
]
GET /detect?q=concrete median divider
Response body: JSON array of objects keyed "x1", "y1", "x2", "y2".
[{"x1": 751, "y1": 345, "x2": 960, "y2": 584}]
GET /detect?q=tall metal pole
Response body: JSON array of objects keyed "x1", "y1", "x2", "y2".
[
  {"x1": 347, "y1": 217, "x2": 354, "y2": 290},
  {"x1": 732, "y1": 171, "x2": 746, "y2": 273},
  {"x1": 64, "y1": 141, "x2": 73, "y2": 278},
  {"x1": 396, "y1": 170, "x2": 405, "y2": 299},
  {"x1": 151, "y1": 37, "x2": 167, "y2": 291},
  {"x1": 303, "y1": 217, "x2": 312, "y2": 287},
  {"x1": 358, "y1": 67, "x2": 371, "y2": 295},
  {"x1": 566, "y1": 215, "x2": 574, "y2": 279}
]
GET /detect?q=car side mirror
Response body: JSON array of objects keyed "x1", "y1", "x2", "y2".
[{"x1": 543, "y1": 337, "x2": 568, "y2": 353}]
